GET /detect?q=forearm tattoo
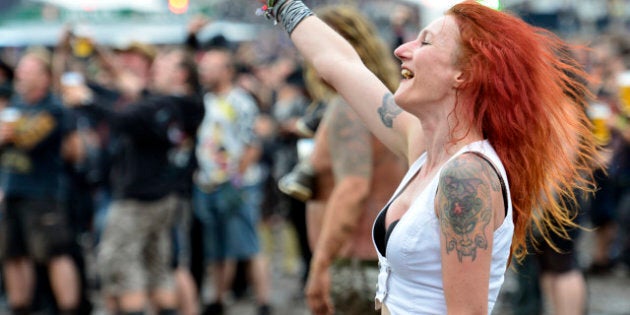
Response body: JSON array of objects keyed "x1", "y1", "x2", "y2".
[
  {"x1": 437, "y1": 154, "x2": 499, "y2": 262},
  {"x1": 377, "y1": 93, "x2": 402, "y2": 128}
]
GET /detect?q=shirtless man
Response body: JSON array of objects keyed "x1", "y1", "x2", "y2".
[{"x1": 304, "y1": 95, "x2": 406, "y2": 315}]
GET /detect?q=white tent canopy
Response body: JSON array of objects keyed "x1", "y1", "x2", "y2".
[
  {"x1": 31, "y1": 0, "x2": 165, "y2": 12},
  {"x1": 0, "y1": 20, "x2": 261, "y2": 47}
]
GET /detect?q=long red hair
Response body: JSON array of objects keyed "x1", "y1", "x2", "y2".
[{"x1": 447, "y1": 1, "x2": 602, "y2": 260}]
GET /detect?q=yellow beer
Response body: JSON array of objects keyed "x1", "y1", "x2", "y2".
[
  {"x1": 0, "y1": 108, "x2": 21, "y2": 129},
  {"x1": 588, "y1": 102, "x2": 612, "y2": 145},
  {"x1": 618, "y1": 71, "x2": 630, "y2": 116}
]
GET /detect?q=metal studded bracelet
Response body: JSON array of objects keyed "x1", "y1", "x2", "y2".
[{"x1": 278, "y1": 0, "x2": 314, "y2": 35}]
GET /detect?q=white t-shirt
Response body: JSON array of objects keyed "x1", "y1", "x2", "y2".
[{"x1": 195, "y1": 88, "x2": 263, "y2": 188}]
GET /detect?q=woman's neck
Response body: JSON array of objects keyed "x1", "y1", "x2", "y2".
[{"x1": 420, "y1": 118, "x2": 483, "y2": 176}]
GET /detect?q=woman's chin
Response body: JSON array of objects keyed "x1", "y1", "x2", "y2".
[{"x1": 393, "y1": 89, "x2": 408, "y2": 109}]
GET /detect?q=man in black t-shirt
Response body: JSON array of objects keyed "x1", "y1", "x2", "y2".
[
  {"x1": 0, "y1": 49, "x2": 82, "y2": 315},
  {"x1": 63, "y1": 48, "x2": 204, "y2": 315}
]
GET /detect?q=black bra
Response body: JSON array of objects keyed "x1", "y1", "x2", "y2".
[{"x1": 374, "y1": 208, "x2": 397, "y2": 257}]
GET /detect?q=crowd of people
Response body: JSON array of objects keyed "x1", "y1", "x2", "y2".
[
  {"x1": 0, "y1": 1, "x2": 628, "y2": 315},
  {"x1": 0, "y1": 14, "x2": 292, "y2": 315}
]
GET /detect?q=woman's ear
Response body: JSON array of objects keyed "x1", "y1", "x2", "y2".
[{"x1": 453, "y1": 71, "x2": 465, "y2": 88}]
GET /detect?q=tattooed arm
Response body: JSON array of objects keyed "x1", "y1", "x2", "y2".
[
  {"x1": 436, "y1": 153, "x2": 505, "y2": 315},
  {"x1": 289, "y1": 17, "x2": 422, "y2": 161}
]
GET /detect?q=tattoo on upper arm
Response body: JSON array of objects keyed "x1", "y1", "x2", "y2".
[
  {"x1": 437, "y1": 154, "x2": 500, "y2": 262},
  {"x1": 328, "y1": 98, "x2": 372, "y2": 179},
  {"x1": 377, "y1": 93, "x2": 402, "y2": 128}
]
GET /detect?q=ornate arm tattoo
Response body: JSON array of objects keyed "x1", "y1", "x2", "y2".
[
  {"x1": 377, "y1": 93, "x2": 402, "y2": 128},
  {"x1": 437, "y1": 154, "x2": 500, "y2": 262}
]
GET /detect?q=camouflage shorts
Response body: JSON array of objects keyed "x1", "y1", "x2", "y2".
[
  {"x1": 97, "y1": 194, "x2": 178, "y2": 295},
  {"x1": 330, "y1": 259, "x2": 380, "y2": 315}
]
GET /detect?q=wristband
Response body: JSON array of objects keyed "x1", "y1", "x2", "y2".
[{"x1": 278, "y1": 0, "x2": 314, "y2": 35}]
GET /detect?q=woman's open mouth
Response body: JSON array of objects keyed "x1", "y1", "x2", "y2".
[{"x1": 401, "y1": 68, "x2": 414, "y2": 79}]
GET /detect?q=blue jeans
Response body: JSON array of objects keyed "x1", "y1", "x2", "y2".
[{"x1": 193, "y1": 182, "x2": 262, "y2": 261}]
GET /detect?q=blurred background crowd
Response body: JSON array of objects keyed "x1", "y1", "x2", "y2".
[{"x1": 0, "y1": 0, "x2": 629, "y2": 315}]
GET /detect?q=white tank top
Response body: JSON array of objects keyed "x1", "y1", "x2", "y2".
[{"x1": 373, "y1": 140, "x2": 514, "y2": 314}]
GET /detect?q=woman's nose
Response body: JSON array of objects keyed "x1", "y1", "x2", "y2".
[{"x1": 394, "y1": 41, "x2": 412, "y2": 61}]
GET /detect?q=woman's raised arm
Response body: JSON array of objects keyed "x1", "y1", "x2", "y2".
[{"x1": 265, "y1": 0, "x2": 422, "y2": 161}]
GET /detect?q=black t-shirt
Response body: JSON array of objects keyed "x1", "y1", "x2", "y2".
[
  {"x1": 84, "y1": 94, "x2": 204, "y2": 201},
  {"x1": 1, "y1": 93, "x2": 72, "y2": 200},
  {"x1": 165, "y1": 95, "x2": 205, "y2": 197}
]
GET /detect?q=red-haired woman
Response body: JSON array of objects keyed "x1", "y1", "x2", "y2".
[{"x1": 255, "y1": 0, "x2": 602, "y2": 314}]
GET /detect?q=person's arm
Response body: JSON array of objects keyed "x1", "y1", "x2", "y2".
[
  {"x1": 237, "y1": 143, "x2": 262, "y2": 182},
  {"x1": 269, "y1": 0, "x2": 420, "y2": 161},
  {"x1": 234, "y1": 93, "x2": 264, "y2": 184},
  {"x1": 436, "y1": 153, "x2": 505, "y2": 315},
  {"x1": 61, "y1": 130, "x2": 85, "y2": 164},
  {"x1": 305, "y1": 97, "x2": 372, "y2": 315},
  {"x1": 51, "y1": 27, "x2": 73, "y2": 93},
  {"x1": 0, "y1": 123, "x2": 15, "y2": 147},
  {"x1": 61, "y1": 82, "x2": 160, "y2": 141},
  {"x1": 185, "y1": 15, "x2": 210, "y2": 52}
]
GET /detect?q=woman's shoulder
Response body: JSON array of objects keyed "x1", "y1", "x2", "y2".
[{"x1": 439, "y1": 150, "x2": 503, "y2": 196}]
